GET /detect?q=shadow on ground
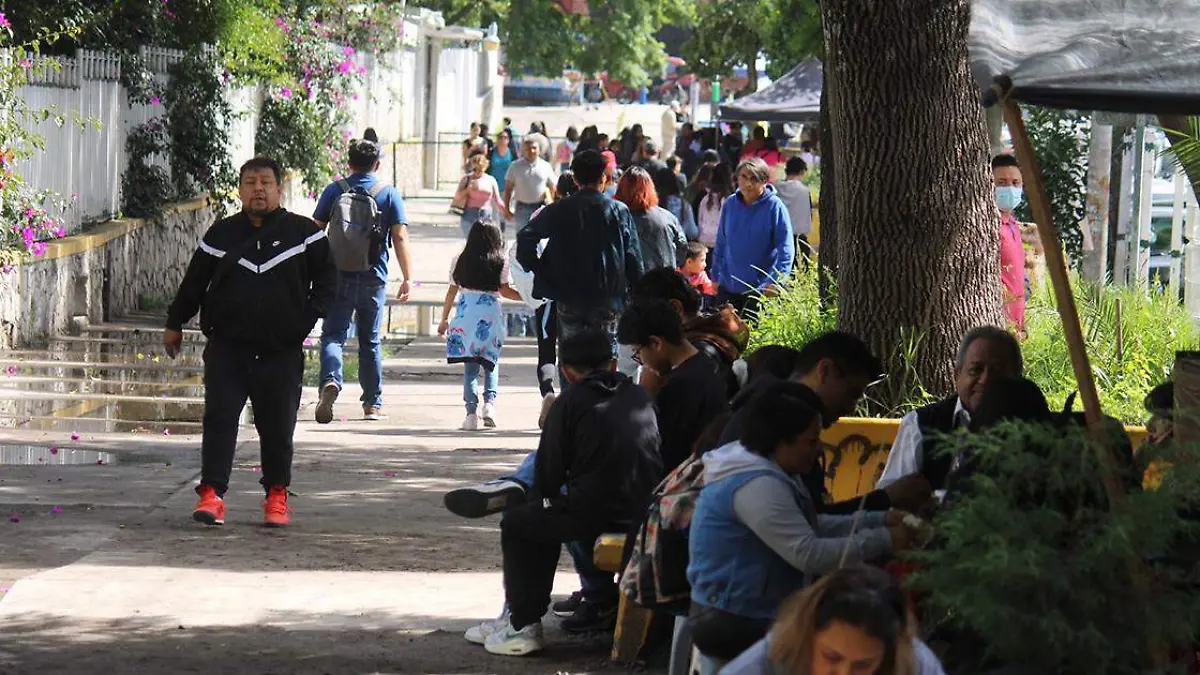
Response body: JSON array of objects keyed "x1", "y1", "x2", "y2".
[{"x1": 0, "y1": 611, "x2": 631, "y2": 675}]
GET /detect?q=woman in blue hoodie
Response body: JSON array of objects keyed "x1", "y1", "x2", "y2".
[
  {"x1": 686, "y1": 381, "x2": 909, "y2": 672},
  {"x1": 711, "y1": 157, "x2": 795, "y2": 319}
]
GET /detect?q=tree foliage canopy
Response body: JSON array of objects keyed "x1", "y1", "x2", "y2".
[{"x1": 681, "y1": 0, "x2": 821, "y2": 89}]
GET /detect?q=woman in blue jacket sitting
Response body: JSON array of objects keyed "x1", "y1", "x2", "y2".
[
  {"x1": 686, "y1": 381, "x2": 911, "y2": 672},
  {"x1": 710, "y1": 157, "x2": 795, "y2": 320}
]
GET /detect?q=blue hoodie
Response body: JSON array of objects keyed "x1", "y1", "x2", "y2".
[{"x1": 712, "y1": 185, "x2": 795, "y2": 295}]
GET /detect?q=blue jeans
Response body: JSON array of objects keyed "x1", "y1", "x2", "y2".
[
  {"x1": 506, "y1": 451, "x2": 616, "y2": 603},
  {"x1": 513, "y1": 201, "x2": 542, "y2": 232},
  {"x1": 320, "y1": 273, "x2": 386, "y2": 408},
  {"x1": 463, "y1": 361, "x2": 498, "y2": 414},
  {"x1": 557, "y1": 304, "x2": 637, "y2": 380},
  {"x1": 460, "y1": 206, "x2": 495, "y2": 237}
]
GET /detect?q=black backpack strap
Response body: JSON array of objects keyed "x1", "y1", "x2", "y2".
[{"x1": 336, "y1": 178, "x2": 352, "y2": 193}]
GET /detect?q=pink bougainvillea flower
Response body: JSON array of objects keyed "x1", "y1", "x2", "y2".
[
  {"x1": 343, "y1": 46, "x2": 355, "y2": 56},
  {"x1": 5, "y1": 365, "x2": 16, "y2": 376},
  {"x1": 338, "y1": 60, "x2": 355, "y2": 75},
  {"x1": 0, "y1": 12, "x2": 11, "y2": 30},
  {"x1": 150, "y1": 95, "x2": 161, "y2": 106},
  {"x1": 49, "y1": 446, "x2": 58, "y2": 455},
  {"x1": 18, "y1": 59, "x2": 30, "y2": 69},
  {"x1": 70, "y1": 432, "x2": 80, "y2": 441},
  {"x1": 280, "y1": 87, "x2": 292, "y2": 99},
  {"x1": 30, "y1": 242, "x2": 47, "y2": 256},
  {"x1": 50, "y1": 506, "x2": 62, "y2": 514},
  {"x1": 8, "y1": 514, "x2": 19, "y2": 523}
]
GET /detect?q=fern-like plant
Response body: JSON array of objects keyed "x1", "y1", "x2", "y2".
[{"x1": 909, "y1": 422, "x2": 1200, "y2": 674}]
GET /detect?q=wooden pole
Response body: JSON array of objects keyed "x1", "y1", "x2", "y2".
[
  {"x1": 1001, "y1": 100, "x2": 1125, "y2": 506},
  {"x1": 1003, "y1": 101, "x2": 1105, "y2": 430}
]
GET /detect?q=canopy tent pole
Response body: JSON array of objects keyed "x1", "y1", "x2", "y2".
[{"x1": 1000, "y1": 99, "x2": 1127, "y2": 506}]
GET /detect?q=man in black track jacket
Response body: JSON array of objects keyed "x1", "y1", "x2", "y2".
[{"x1": 163, "y1": 157, "x2": 337, "y2": 528}]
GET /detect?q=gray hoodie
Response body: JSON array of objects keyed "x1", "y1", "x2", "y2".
[{"x1": 703, "y1": 442, "x2": 893, "y2": 576}]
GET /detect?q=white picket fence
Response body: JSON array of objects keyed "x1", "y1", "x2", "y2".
[
  {"x1": 16, "y1": 47, "x2": 179, "y2": 233},
  {"x1": 13, "y1": 21, "x2": 494, "y2": 232}
]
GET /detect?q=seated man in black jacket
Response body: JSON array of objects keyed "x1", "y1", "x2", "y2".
[
  {"x1": 164, "y1": 157, "x2": 336, "y2": 529},
  {"x1": 718, "y1": 333, "x2": 931, "y2": 514},
  {"x1": 466, "y1": 329, "x2": 662, "y2": 657}
]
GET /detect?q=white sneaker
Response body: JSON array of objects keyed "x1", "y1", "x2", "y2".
[
  {"x1": 461, "y1": 414, "x2": 480, "y2": 431},
  {"x1": 464, "y1": 614, "x2": 508, "y2": 645},
  {"x1": 538, "y1": 393, "x2": 557, "y2": 429},
  {"x1": 481, "y1": 402, "x2": 497, "y2": 428},
  {"x1": 483, "y1": 620, "x2": 544, "y2": 656}
]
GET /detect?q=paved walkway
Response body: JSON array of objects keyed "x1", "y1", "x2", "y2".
[{"x1": 0, "y1": 204, "x2": 638, "y2": 674}]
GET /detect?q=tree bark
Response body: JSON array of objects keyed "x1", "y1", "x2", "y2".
[
  {"x1": 1081, "y1": 124, "x2": 1113, "y2": 283},
  {"x1": 822, "y1": 0, "x2": 1001, "y2": 406},
  {"x1": 817, "y1": 42, "x2": 837, "y2": 307}
]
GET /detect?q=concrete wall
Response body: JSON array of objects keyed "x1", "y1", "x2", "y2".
[{"x1": 0, "y1": 198, "x2": 214, "y2": 349}]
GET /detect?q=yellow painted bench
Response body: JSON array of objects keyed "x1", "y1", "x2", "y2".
[{"x1": 599, "y1": 416, "x2": 1149, "y2": 663}]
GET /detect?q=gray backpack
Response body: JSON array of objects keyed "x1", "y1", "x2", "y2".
[{"x1": 327, "y1": 179, "x2": 387, "y2": 272}]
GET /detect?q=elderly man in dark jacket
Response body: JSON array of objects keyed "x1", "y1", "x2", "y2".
[{"x1": 467, "y1": 329, "x2": 662, "y2": 657}]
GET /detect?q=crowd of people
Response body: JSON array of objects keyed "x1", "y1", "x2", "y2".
[
  {"x1": 156, "y1": 110, "x2": 1157, "y2": 673},
  {"x1": 444, "y1": 118, "x2": 819, "y2": 431}
]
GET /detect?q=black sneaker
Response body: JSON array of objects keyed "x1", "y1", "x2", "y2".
[
  {"x1": 559, "y1": 599, "x2": 618, "y2": 634},
  {"x1": 552, "y1": 591, "x2": 584, "y2": 617},
  {"x1": 443, "y1": 479, "x2": 527, "y2": 518}
]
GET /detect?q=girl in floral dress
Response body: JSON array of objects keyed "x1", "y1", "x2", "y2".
[{"x1": 439, "y1": 220, "x2": 523, "y2": 430}]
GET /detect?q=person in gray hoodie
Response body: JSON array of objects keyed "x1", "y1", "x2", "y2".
[{"x1": 686, "y1": 381, "x2": 913, "y2": 672}]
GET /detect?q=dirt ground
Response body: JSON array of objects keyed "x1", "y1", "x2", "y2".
[{"x1": 0, "y1": 340, "x2": 664, "y2": 675}]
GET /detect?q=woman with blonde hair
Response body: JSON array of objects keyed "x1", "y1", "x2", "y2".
[
  {"x1": 721, "y1": 565, "x2": 945, "y2": 675},
  {"x1": 454, "y1": 153, "x2": 510, "y2": 237}
]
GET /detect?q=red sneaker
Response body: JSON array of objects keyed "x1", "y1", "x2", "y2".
[
  {"x1": 192, "y1": 484, "x2": 225, "y2": 526},
  {"x1": 263, "y1": 486, "x2": 291, "y2": 528}
]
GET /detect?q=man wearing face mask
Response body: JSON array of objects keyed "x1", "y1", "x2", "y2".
[
  {"x1": 875, "y1": 326, "x2": 1024, "y2": 495},
  {"x1": 992, "y1": 154, "x2": 1027, "y2": 333}
]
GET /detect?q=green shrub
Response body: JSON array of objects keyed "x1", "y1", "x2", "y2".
[
  {"x1": 746, "y1": 264, "x2": 836, "y2": 353},
  {"x1": 1023, "y1": 276, "x2": 1199, "y2": 424},
  {"x1": 909, "y1": 422, "x2": 1200, "y2": 674},
  {"x1": 750, "y1": 268, "x2": 1196, "y2": 423}
]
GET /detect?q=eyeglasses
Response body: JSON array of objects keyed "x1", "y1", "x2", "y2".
[{"x1": 631, "y1": 345, "x2": 644, "y2": 366}]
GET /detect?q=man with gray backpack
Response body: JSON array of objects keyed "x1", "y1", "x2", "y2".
[{"x1": 312, "y1": 129, "x2": 413, "y2": 422}]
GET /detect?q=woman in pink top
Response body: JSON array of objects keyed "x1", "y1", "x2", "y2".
[
  {"x1": 993, "y1": 154, "x2": 1026, "y2": 333},
  {"x1": 455, "y1": 154, "x2": 511, "y2": 237}
]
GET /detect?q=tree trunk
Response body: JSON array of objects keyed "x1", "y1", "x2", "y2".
[
  {"x1": 1081, "y1": 124, "x2": 1113, "y2": 283},
  {"x1": 822, "y1": 0, "x2": 1001, "y2": 406},
  {"x1": 817, "y1": 45, "x2": 837, "y2": 307}
]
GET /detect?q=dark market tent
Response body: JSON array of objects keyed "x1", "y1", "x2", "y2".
[
  {"x1": 969, "y1": 0, "x2": 1200, "y2": 114},
  {"x1": 718, "y1": 60, "x2": 822, "y2": 123}
]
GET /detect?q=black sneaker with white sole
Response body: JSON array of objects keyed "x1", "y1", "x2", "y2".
[
  {"x1": 559, "y1": 599, "x2": 618, "y2": 634},
  {"x1": 443, "y1": 479, "x2": 527, "y2": 518},
  {"x1": 552, "y1": 591, "x2": 584, "y2": 617}
]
